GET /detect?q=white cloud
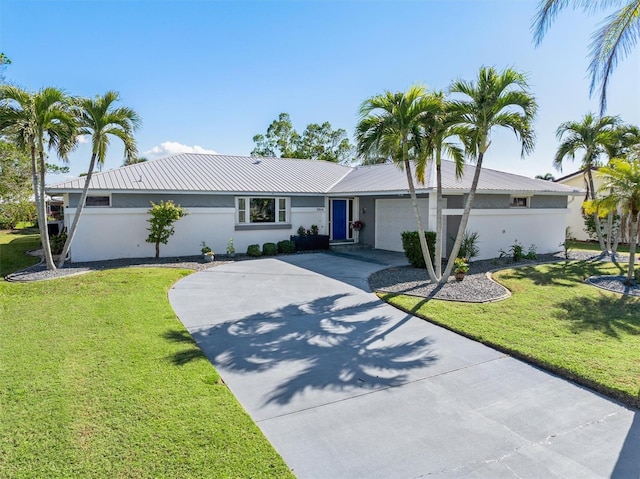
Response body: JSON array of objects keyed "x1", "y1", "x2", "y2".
[
  {"x1": 144, "y1": 141, "x2": 217, "y2": 159},
  {"x1": 76, "y1": 135, "x2": 89, "y2": 144}
]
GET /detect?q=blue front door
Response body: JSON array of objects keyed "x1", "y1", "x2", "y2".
[{"x1": 332, "y1": 200, "x2": 347, "y2": 240}]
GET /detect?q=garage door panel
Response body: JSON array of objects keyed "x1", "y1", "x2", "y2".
[{"x1": 375, "y1": 199, "x2": 428, "y2": 251}]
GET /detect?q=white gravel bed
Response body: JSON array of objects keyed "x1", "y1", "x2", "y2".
[{"x1": 369, "y1": 251, "x2": 624, "y2": 302}]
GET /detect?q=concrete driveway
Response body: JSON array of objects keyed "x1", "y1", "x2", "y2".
[{"x1": 169, "y1": 252, "x2": 639, "y2": 479}]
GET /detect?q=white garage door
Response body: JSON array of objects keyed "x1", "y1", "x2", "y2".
[{"x1": 375, "y1": 199, "x2": 429, "y2": 252}]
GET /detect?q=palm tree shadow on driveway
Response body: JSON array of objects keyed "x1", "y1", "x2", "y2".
[{"x1": 185, "y1": 293, "x2": 438, "y2": 407}]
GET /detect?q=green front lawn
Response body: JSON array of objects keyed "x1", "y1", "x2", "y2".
[
  {"x1": 0, "y1": 232, "x2": 293, "y2": 478},
  {"x1": 0, "y1": 227, "x2": 40, "y2": 276},
  {"x1": 382, "y1": 261, "x2": 640, "y2": 407}
]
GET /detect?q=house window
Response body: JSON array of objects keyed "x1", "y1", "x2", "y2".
[
  {"x1": 510, "y1": 196, "x2": 529, "y2": 208},
  {"x1": 85, "y1": 196, "x2": 110, "y2": 207},
  {"x1": 237, "y1": 197, "x2": 289, "y2": 224}
]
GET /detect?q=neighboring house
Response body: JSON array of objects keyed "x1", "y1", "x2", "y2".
[
  {"x1": 555, "y1": 168, "x2": 600, "y2": 241},
  {"x1": 46, "y1": 154, "x2": 583, "y2": 262}
]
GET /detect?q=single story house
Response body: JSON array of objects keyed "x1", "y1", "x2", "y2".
[{"x1": 46, "y1": 154, "x2": 584, "y2": 262}]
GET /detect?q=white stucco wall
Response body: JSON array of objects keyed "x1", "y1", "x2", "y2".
[
  {"x1": 461, "y1": 208, "x2": 568, "y2": 260},
  {"x1": 64, "y1": 206, "x2": 327, "y2": 262}
]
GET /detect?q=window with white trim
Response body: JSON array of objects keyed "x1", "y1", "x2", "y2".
[
  {"x1": 510, "y1": 196, "x2": 529, "y2": 208},
  {"x1": 236, "y1": 197, "x2": 289, "y2": 224},
  {"x1": 85, "y1": 195, "x2": 111, "y2": 207}
]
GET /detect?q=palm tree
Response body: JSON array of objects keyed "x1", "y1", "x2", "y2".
[
  {"x1": 418, "y1": 91, "x2": 464, "y2": 279},
  {"x1": 553, "y1": 113, "x2": 620, "y2": 251},
  {"x1": 442, "y1": 67, "x2": 537, "y2": 280},
  {"x1": 356, "y1": 85, "x2": 441, "y2": 282},
  {"x1": 0, "y1": 85, "x2": 76, "y2": 270},
  {"x1": 606, "y1": 123, "x2": 640, "y2": 250},
  {"x1": 57, "y1": 91, "x2": 140, "y2": 267},
  {"x1": 533, "y1": 0, "x2": 640, "y2": 113},
  {"x1": 535, "y1": 172, "x2": 556, "y2": 181},
  {"x1": 584, "y1": 158, "x2": 640, "y2": 284}
]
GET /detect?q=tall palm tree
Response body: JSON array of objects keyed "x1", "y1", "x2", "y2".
[
  {"x1": 417, "y1": 91, "x2": 464, "y2": 279},
  {"x1": 553, "y1": 113, "x2": 620, "y2": 251},
  {"x1": 356, "y1": 85, "x2": 441, "y2": 282},
  {"x1": 442, "y1": 67, "x2": 537, "y2": 280},
  {"x1": 57, "y1": 91, "x2": 140, "y2": 267},
  {"x1": 585, "y1": 158, "x2": 640, "y2": 284},
  {"x1": 0, "y1": 85, "x2": 76, "y2": 270},
  {"x1": 533, "y1": 0, "x2": 640, "y2": 113}
]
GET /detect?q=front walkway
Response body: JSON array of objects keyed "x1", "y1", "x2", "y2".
[{"x1": 169, "y1": 253, "x2": 639, "y2": 478}]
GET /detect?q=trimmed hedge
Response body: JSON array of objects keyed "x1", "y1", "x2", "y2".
[
  {"x1": 262, "y1": 242, "x2": 277, "y2": 256},
  {"x1": 246, "y1": 244, "x2": 261, "y2": 257},
  {"x1": 277, "y1": 240, "x2": 295, "y2": 254},
  {"x1": 401, "y1": 231, "x2": 436, "y2": 268}
]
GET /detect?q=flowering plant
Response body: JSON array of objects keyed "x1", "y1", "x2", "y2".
[
  {"x1": 352, "y1": 220, "x2": 364, "y2": 231},
  {"x1": 453, "y1": 257, "x2": 469, "y2": 274}
]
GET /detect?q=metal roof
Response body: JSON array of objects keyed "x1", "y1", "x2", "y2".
[
  {"x1": 47, "y1": 154, "x2": 353, "y2": 194},
  {"x1": 328, "y1": 160, "x2": 584, "y2": 195},
  {"x1": 47, "y1": 154, "x2": 584, "y2": 196}
]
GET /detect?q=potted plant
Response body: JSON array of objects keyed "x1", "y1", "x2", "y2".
[
  {"x1": 201, "y1": 241, "x2": 215, "y2": 262},
  {"x1": 453, "y1": 257, "x2": 469, "y2": 281},
  {"x1": 352, "y1": 220, "x2": 364, "y2": 231},
  {"x1": 226, "y1": 238, "x2": 236, "y2": 258}
]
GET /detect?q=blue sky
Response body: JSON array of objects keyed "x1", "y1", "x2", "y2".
[{"x1": 1, "y1": 0, "x2": 638, "y2": 182}]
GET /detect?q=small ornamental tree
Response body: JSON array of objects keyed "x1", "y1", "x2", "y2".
[{"x1": 145, "y1": 201, "x2": 187, "y2": 258}]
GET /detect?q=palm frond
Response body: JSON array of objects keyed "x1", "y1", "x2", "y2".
[{"x1": 588, "y1": 1, "x2": 640, "y2": 113}]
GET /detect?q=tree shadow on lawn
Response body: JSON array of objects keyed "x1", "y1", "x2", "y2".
[
  {"x1": 497, "y1": 260, "x2": 625, "y2": 288},
  {"x1": 188, "y1": 293, "x2": 438, "y2": 406},
  {"x1": 554, "y1": 292, "x2": 640, "y2": 339},
  {"x1": 162, "y1": 329, "x2": 208, "y2": 366}
]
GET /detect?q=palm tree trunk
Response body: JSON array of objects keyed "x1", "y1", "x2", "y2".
[
  {"x1": 38, "y1": 151, "x2": 56, "y2": 270},
  {"x1": 587, "y1": 168, "x2": 607, "y2": 252},
  {"x1": 435, "y1": 150, "x2": 443, "y2": 279},
  {"x1": 606, "y1": 211, "x2": 614, "y2": 252},
  {"x1": 626, "y1": 210, "x2": 638, "y2": 285},
  {"x1": 57, "y1": 153, "x2": 98, "y2": 268},
  {"x1": 441, "y1": 151, "x2": 485, "y2": 283},
  {"x1": 404, "y1": 158, "x2": 437, "y2": 283},
  {"x1": 30, "y1": 147, "x2": 46, "y2": 260}
]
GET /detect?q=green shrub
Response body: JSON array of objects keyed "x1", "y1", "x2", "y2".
[
  {"x1": 401, "y1": 231, "x2": 436, "y2": 268},
  {"x1": 499, "y1": 240, "x2": 536, "y2": 262},
  {"x1": 262, "y1": 242, "x2": 277, "y2": 256},
  {"x1": 246, "y1": 244, "x2": 261, "y2": 257},
  {"x1": 277, "y1": 240, "x2": 295, "y2": 254},
  {"x1": 458, "y1": 230, "x2": 480, "y2": 261},
  {"x1": 49, "y1": 231, "x2": 67, "y2": 255},
  {"x1": 634, "y1": 268, "x2": 640, "y2": 284}
]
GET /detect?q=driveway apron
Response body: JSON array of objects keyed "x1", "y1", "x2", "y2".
[{"x1": 169, "y1": 253, "x2": 639, "y2": 479}]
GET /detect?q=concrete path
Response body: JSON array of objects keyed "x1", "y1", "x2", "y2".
[{"x1": 169, "y1": 252, "x2": 639, "y2": 479}]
